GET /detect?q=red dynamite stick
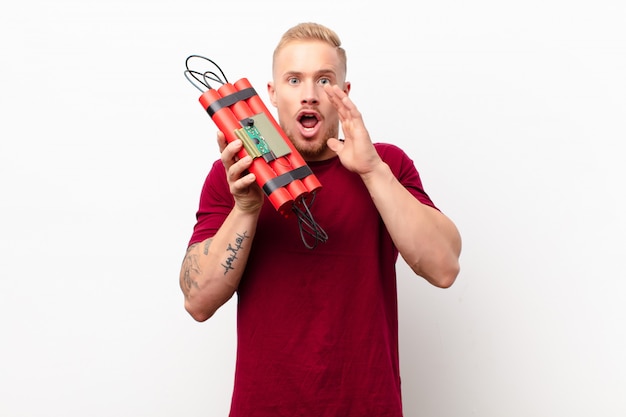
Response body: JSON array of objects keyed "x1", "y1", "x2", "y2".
[
  {"x1": 198, "y1": 88, "x2": 293, "y2": 214},
  {"x1": 233, "y1": 78, "x2": 322, "y2": 196},
  {"x1": 217, "y1": 82, "x2": 310, "y2": 206},
  {"x1": 198, "y1": 89, "x2": 248, "y2": 160}
]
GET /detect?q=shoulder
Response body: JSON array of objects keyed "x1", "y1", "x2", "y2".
[
  {"x1": 374, "y1": 142, "x2": 405, "y2": 155},
  {"x1": 373, "y1": 142, "x2": 436, "y2": 207},
  {"x1": 204, "y1": 159, "x2": 227, "y2": 183},
  {"x1": 373, "y1": 142, "x2": 412, "y2": 161},
  {"x1": 199, "y1": 159, "x2": 230, "y2": 199},
  {"x1": 373, "y1": 142, "x2": 414, "y2": 170}
]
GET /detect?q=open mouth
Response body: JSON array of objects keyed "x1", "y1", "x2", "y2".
[{"x1": 298, "y1": 112, "x2": 320, "y2": 129}]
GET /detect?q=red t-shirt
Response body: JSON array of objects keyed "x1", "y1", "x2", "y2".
[{"x1": 189, "y1": 143, "x2": 436, "y2": 417}]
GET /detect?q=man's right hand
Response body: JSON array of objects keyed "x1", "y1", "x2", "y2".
[{"x1": 217, "y1": 131, "x2": 264, "y2": 213}]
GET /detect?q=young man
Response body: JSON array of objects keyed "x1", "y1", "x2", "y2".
[{"x1": 180, "y1": 22, "x2": 461, "y2": 417}]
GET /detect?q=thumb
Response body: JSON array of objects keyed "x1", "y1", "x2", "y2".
[{"x1": 327, "y1": 138, "x2": 344, "y2": 153}]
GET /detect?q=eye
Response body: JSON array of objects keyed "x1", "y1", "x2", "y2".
[
  {"x1": 318, "y1": 77, "x2": 331, "y2": 85},
  {"x1": 288, "y1": 77, "x2": 300, "y2": 85}
]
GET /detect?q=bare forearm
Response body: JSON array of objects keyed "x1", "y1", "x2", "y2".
[
  {"x1": 179, "y1": 207, "x2": 260, "y2": 321},
  {"x1": 362, "y1": 162, "x2": 462, "y2": 287}
]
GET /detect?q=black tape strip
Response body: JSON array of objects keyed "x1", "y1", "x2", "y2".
[
  {"x1": 206, "y1": 87, "x2": 257, "y2": 117},
  {"x1": 262, "y1": 152, "x2": 277, "y2": 163},
  {"x1": 262, "y1": 165, "x2": 314, "y2": 196}
]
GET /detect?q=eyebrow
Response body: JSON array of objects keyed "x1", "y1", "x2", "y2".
[{"x1": 283, "y1": 69, "x2": 337, "y2": 78}]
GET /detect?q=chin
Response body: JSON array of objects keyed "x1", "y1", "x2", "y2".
[
  {"x1": 297, "y1": 143, "x2": 330, "y2": 161},
  {"x1": 288, "y1": 128, "x2": 335, "y2": 160}
]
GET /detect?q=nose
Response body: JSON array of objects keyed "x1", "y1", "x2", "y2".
[{"x1": 301, "y1": 81, "x2": 320, "y2": 105}]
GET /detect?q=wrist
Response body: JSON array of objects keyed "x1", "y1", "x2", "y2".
[
  {"x1": 360, "y1": 160, "x2": 392, "y2": 186},
  {"x1": 234, "y1": 202, "x2": 263, "y2": 216}
]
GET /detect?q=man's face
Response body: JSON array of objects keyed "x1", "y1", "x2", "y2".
[{"x1": 268, "y1": 40, "x2": 349, "y2": 161}]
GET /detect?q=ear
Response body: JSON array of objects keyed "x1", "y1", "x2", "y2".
[
  {"x1": 343, "y1": 81, "x2": 351, "y2": 95},
  {"x1": 267, "y1": 81, "x2": 277, "y2": 107}
]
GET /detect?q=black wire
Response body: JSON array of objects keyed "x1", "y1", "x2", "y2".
[
  {"x1": 203, "y1": 71, "x2": 224, "y2": 87},
  {"x1": 184, "y1": 55, "x2": 229, "y2": 92},
  {"x1": 292, "y1": 194, "x2": 328, "y2": 249},
  {"x1": 184, "y1": 70, "x2": 208, "y2": 92}
]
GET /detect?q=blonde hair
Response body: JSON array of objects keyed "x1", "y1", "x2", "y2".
[{"x1": 272, "y1": 22, "x2": 347, "y2": 76}]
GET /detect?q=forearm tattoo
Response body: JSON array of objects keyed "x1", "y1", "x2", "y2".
[
  {"x1": 221, "y1": 231, "x2": 250, "y2": 275},
  {"x1": 181, "y1": 242, "x2": 202, "y2": 298}
]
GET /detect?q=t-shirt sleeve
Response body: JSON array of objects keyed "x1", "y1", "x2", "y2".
[
  {"x1": 375, "y1": 143, "x2": 438, "y2": 210},
  {"x1": 187, "y1": 159, "x2": 235, "y2": 247}
]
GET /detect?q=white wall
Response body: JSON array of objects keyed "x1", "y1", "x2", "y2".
[{"x1": 1, "y1": 1, "x2": 624, "y2": 416}]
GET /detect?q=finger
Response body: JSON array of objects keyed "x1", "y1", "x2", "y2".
[
  {"x1": 229, "y1": 158, "x2": 257, "y2": 195},
  {"x1": 325, "y1": 84, "x2": 356, "y2": 122},
  {"x1": 221, "y1": 139, "x2": 244, "y2": 168},
  {"x1": 232, "y1": 171, "x2": 257, "y2": 190},
  {"x1": 326, "y1": 137, "x2": 344, "y2": 153},
  {"x1": 324, "y1": 84, "x2": 344, "y2": 109},
  {"x1": 217, "y1": 130, "x2": 228, "y2": 152},
  {"x1": 227, "y1": 154, "x2": 253, "y2": 182}
]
